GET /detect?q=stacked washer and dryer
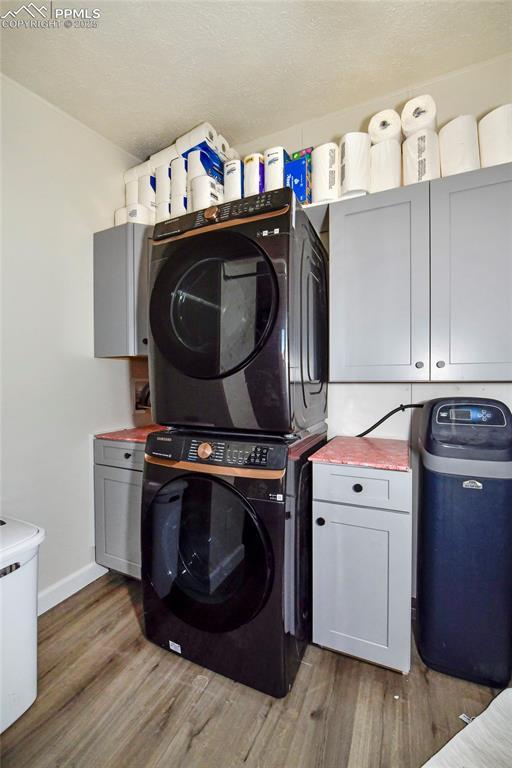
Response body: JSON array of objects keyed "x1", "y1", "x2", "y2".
[{"x1": 141, "y1": 188, "x2": 329, "y2": 697}]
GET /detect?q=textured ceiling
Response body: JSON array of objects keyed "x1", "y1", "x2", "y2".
[{"x1": 1, "y1": 0, "x2": 511, "y2": 159}]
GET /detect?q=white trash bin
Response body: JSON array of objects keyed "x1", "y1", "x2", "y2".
[{"x1": 0, "y1": 516, "x2": 45, "y2": 733}]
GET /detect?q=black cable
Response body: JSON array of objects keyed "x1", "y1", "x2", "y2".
[{"x1": 356, "y1": 403, "x2": 425, "y2": 438}]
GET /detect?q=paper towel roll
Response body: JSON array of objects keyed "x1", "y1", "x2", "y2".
[
  {"x1": 403, "y1": 129, "x2": 440, "y2": 185},
  {"x1": 124, "y1": 160, "x2": 153, "y2": 184},
  {"x1": 439, "y1": 115, "x2": 480, "y2": 177},
  {"x1": 227, "y1": 147, "x2": 240, "y2": 161},
  {"x1": 138, "y1": 175, "x2": 156, "y2": 209},
  {"x1": 264, "y1": 147, "x2": 290, "y2": 192},
  {"x1": 191, "y1": 175, "x2": 222, "y2": 212},
  {"x1": 125, "y1": 180, "x2": 138, "y2": 206},
  {"x1": 224, "y1": 159, "x2": 243, "y2": 202},
  {"x1": 244, "y1": 153, "x2": 264, "y2": 197},
  {"x1": 478, "y1": 104, "x2": 512, "y2": 168},
  {"x1": 312, "y1": 143, "x2": 340, "y2": 203},
  {"x1": 155, "y1": 201, "x2": 171, "y2": 223},
  {"x1": 155, "y1": 165, "x2": 171, "y2": 204},
  {"x1": 368, "y1": 109, "x2": 402, "y2": 144},
  {"x1": 125, "y1": 204, "x2": 155, "y2": 225},
  {"x1": 216, "y1": 134, "x2": 230, "y2": 161},
  {"x1": 370, "y1": 139, "x2": 401, "y2": 193},
  {"x1": 171, "y1": 156, "x2": 187, "y2": 198},
  {"x1": 340, "y1": 132, "x2": 370, "y2": 197},
  {"x1": 171, "y1": 195, "x2": 187, "y2": 217},
  {"x1": 150, "y1": 144, "x2": 178, "y2": 170},
  {"x1": 176, "y1": 122, "x2": 218, "y2": 156},
  {"x1": 401, "y1": 95, "x2": 437, "y2": 138},
  {"x1": 114, "y1": 207, "x2": 128, "y2": 226}
]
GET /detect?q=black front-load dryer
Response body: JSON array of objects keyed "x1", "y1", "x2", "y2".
[
  {"x1": 141, "y1": 427, "x2": 325, "y2": 697},
  {"x1": 148, "y1": 188, "x2": 328, "y2": 434}
]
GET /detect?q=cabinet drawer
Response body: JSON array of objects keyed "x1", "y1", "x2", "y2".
[
  {"x1": 94, "y1": 439, "x2": 145, "y2": 470},
  {"x1": 312, "y1": 462, "x2": 411, "y2": 512}
]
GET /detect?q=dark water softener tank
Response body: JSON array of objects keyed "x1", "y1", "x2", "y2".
[{"x1": 417, "y1": 397, "x2": 512, "y2": 688}]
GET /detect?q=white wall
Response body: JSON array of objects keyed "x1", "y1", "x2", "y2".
[{"x1": 1, "y1": 76, "x2": 140, "y2": 607}]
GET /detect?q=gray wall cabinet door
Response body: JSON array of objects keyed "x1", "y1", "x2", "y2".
[
  {"x1": 312, "y1": 495, "x2": 412, "y2": 673},
  {"x1": 94, "y1": 223, "x2": 151, "y2": 357},
  {"x1": 431, "y1": 163, "x2": 512, "y2": 381},
  {"x1": 329, "y1": 184, "x2": 430, "y2": 381},
  {"x1": 94, "y1": 464, "x2": 142, "y2": 579}
]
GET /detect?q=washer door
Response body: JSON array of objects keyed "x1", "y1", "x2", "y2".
[
  {"x1": 149, "y1": 230, "x2": 278, "y2": 379},
  {"x1": 147, "y1": 474, "x2": 274, "y2": 633}
]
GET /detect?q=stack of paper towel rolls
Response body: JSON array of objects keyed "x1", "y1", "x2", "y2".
[
  {"x1": 368, "y1": 109, "x2": 402, "y2": 193},
  {"x1": 478, "y1": 104, "x2": 512, "y2": 168},
  {"x1": 401, "y1": 95, "x2": 440, "y2": 185}
]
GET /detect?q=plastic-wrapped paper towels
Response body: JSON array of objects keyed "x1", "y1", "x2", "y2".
[
  {"x1": 439, "y1": 115, "x2": 480, "y2": 177},
  {"x1": 138, "y1": 175, "x2": 156, "y2": 210},
  {"x1": 216, "y1": 134, "x2": 230, "y2": 162},
  {"x1": 340, "y1": 132, "x2": 370, "y2": 198},
  {"x1": 155, "y1": 202, "x2": 171, "y2": 224},
  {"x1": 368, "y1": 109, "x2": 402, "y2": 144},
  {"x1": 124, "y1": 160, "x2": 154, "y2": 207},
  {"x1": 155, "y1": 165, "x2": 171, "y2": 204},
  {"x1": 478, "y1": 104, "x2": 512, "y2": 168},
  {"x1": 115, "y1": 203, "x2": 155, "y2": 226},
  {"x1": 401, "y1": 95, "x2": 437, "y2": 137},
  {"x1": 403, "y1": 129, "x2": 440, "y2": 185},
  {"x1": 170, "y1": 156, "x2": 188, "y2": 214},
  {"x1": 190, "y1": 175, "x2": 223, "y2": 212},
  {"x1": 370, "y1": 139, "x2": 401, "y2": 193},
  {"x1": 312, "y1": 143, "x2": 340, "y2": 203},
  {"x1": 224, "y1": 159, "x2": 243, "y2": 202},
  {"x1": 176, "y1": 122, "x2": 218, "y2": 157},
  {"x1": 264, "y1": 147, "x2": 290, "y2": 192},
  {"x1": 244, "y1": 153, "x2": 264, "y2": 197}
]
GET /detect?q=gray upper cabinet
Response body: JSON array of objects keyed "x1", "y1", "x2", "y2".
[
  {"x1": 329, "y1": 184, "x2": 430, "y2": 381},
  {"x1": 94, "y1": 223, "x2": 152, "y2": 357},
  {"x1": 431, "y1": 163, "x2": 512, "y2": 381}
]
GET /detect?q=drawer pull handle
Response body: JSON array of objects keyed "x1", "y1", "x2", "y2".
[
  {"x1": 124, "y1": 452, "x2": 132, "y2": 460},
  {"x1": 142, "y1": 338, "x2": 148, "y2": 345},
  {"x1": 352, "y1": 483, "x2": 363, "y2": 493},
  {"x1": 315, "y1": 517, "x2": 326, "y2": 526}
]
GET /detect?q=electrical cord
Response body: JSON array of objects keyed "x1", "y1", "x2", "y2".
[{"x1": 356, "y1": 403, "x2": 425, "y2": 438}]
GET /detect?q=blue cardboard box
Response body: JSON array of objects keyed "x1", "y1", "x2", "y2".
[{"x1": 285, "y1": 156, "x2": 312, "y2": 204}]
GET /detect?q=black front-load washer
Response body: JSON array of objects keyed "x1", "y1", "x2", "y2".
[
  {"x1": 141, "y1": 427, "x2": 325, "y2": 697},
  {"x1": 148, "y1": 188, "x2": 328, "y2": 434}
]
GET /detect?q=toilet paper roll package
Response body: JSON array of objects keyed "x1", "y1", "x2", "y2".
[
  {"x1": 340, "y1": 132, "x2": 370, "y2": 197},
  {"x1": 155, "y1": 165, "x2": 172, "y2": 204},
  {"x1": 368, "y1": 109, "x2": 402, "y2": 144},
  {"x1": 401, "y1": 95, "x2": 437, "y2": 137},
  {"x1": 190, "y1": 175, "x2": 223, "y2": 212},
  {"x1": 123, "y1": 160, "x2": 153, "y2": 184},
  {"x1": 224, "y1": 159, "x2": 244, "y2": 202},
  {"x1": 264, "y1": 147, "x2": 291, "y2": 192},
  {"x1": 370, "y1": 139, "x2": 401, "y2": 193},
  {"x1": 216, "y1": 134, "x2": 230, "y2": 161},
  {"x1": 171, "y1": 156, "x2": 188, "y2": 199},
  {"x1": 149, "y1": 144, "x2": 179, "y2": 170},
  {"x1": 176, "y1": 122, "x2": 218, "y2": 159},
  {"x1": 125, "y1": 179, "x2": 138, "y2": 206},
  {"x1": 187, "y1": 149, "x2": 223, "y2": 185},
  {"x1": 138, "y1": 174, "x2": 156, "y2": 209},
  {"x1": 285, "y1": 155, "x2": 312, "y2": 203},
  {"x1": 403, "y1": 129, "x2": 440, "y2": 185},
  {"x1": 478, "y1": 104, "x2": 512, "y2": 168},
  {"x1": 439, "y1": 115, "x2": 480, "y2": 177},
  {"x1": 155, "y1": 201, "x2": 171, "y2": 223},
  {"x1": 117, "y1": 203, "x2": 155, "y2": 225},
  {"x1": 171, "y1": 195, "x2": 187, "y2": 217},
  {"x1": 244, "y1": 153, "x2": 264, "y2": 197},
  {"x1": 312, "y1": 142, "x2": 339, "y2": 203}
]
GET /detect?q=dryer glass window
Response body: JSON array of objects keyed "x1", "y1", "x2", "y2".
[
  {"x1": 146, "y1": 475, "x2": 273, "y2": 633},
  {"x1": 150, "y1": 231, "x2": 278, "y2": 379}
]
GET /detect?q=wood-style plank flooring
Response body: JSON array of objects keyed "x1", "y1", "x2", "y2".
[{"x1": 1, "y1": 573, "x2": 498, "y2": 768}]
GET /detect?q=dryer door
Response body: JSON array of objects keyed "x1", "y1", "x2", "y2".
[
  {"x1": 145, "y1": 474, "x2": 274, "y2": 633},
  {"x1": 150, "y1": 230, "x2": 278, "y2": 379}
]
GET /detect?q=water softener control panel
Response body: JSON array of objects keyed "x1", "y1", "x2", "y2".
[{"x1": 436, "y1": 403, "x2": 507, "y2": 426}]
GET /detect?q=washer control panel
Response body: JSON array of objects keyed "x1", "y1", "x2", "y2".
[
  {"x1": 436, "y1": 403, "x2": 506, "y2": 426},
  {"x1": 145, "y1": 431, "x2": 288, "y2": 469}
]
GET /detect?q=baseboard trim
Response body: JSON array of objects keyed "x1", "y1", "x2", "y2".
[{"x1": 38, "y1": 561, "x2": 108, "y2": 615}]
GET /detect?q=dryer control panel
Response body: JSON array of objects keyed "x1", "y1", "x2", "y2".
[
  {"x1": 145, "y1": 431, "x2": 289, "y2": 470},
  {"x1": 153, "y1": 187, "x2": 293, "y2": 241}
]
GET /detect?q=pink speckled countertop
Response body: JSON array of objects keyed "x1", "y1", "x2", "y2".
[
  {"x1": 309, "y1": 436, "x2": 410, "y2": 472},
  {"x1": 95, "y1": 425, "x2": 166, "y2": 443}
]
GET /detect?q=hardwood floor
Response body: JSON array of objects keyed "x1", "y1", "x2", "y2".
[{"x1": 1, "y1": 573, "x2": 498, "y2": 768}]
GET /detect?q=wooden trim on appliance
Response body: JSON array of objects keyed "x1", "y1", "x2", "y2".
[
  {"x1": 144, "y1": 454, "x2": 285, "y2": 479},
  {"x1": 151, "y1": 205, "x2": 290, "y2": 246}
]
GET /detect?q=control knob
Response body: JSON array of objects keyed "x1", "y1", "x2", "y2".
[
  {"x1": 197, "y1": 442, "x2": 213, "y2": 459},
  {"x1": 204, "y1": 206, "x2": 219, "y2": 222}
]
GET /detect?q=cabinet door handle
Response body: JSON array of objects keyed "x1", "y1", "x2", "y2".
[
  {"x1": 415, "y1": 361, "x2": 424, "y2": 369},
  {"x1": 436, "y1": 360, "x2": 445, "y2": 368},
  {"x1": 142, "y1": 338, "x2": 148, "y2": 345},
  {"x1": 124, "y1": 452, "x2": 132, "y2": 459},
  {"x1": 352, "y1": 483, "x2": 363, "y2": 493},
  {"x1": 315, "y1": 517, "x2": 326, "y2": 526}
]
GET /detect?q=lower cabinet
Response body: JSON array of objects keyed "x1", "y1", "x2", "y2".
[
  {"x1": 312, "y1": 462, "x2": 412, "y2": 673},
  {"x1": 94, "y1": 440, "x2": 142, "y2": 579}
]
